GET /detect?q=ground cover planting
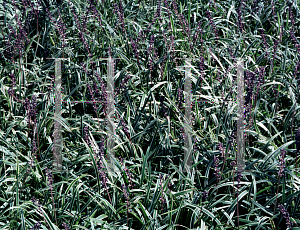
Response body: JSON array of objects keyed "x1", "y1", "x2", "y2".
[{"x1": 1, "y1": 0, "x2": 300, "y2": 229}]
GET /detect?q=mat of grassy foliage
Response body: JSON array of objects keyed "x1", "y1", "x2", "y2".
[{"x1": 0, "y1": 0, "x2": 300, "y2": 229}]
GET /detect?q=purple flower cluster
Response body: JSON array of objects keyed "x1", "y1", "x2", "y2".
[
  {"x1": 288, "y1": 2, "x2": 296, "y2": 32},
  {"x1": 162, "y1": 0, "x2": 177, "y2": 64},
  {"x1": 45, "y1": 167, "x2": 54, "y2": 192},
  {"x1": 279, "y1": 25, "x2": 283, "y2": 43},
  {"x1": 159, "y1": 54, "x2": 168, "y2": 80},
  {"x1": 8, "y1": 73, "x2": 16, "y2": 98},
  {"x1": 29, "y1": 96, "x2": 37, "y2": 119},
  {"x1": 218, "y1": 143, "x2": 225, "y2": 159},
  {"x1": 113, "y1": 2, "x2": 126, "y2": 34},
  {"x1": 96, "y1": 138, "x2": 109, "y2": 189},
  {"x1": 252, "y1": 67, "x2": 266, "y2": 102},
  {"x1": 14, "y1": 13, "x2": 29, "y2": 58},
  {"x1": 125, "y1": 168, "x2": 133, "y2": 188},
  {"x1": 32, "y1": 196, "x2": 43, "y2": 215},
  {"x1": 88, "y1": 0, "x2": 104, "y2": 32},
  {"x1": 46, "y1": 8, "x2": 67, "y2": 47},
  {"x1": 57, "y1": 11, "x2": 67, "y2": 47},
  {"x1": 62, "y1": 222, "x2": 70, "y2": 230},
  {"x1": 86, "y1": 82, "x2": 99, "y2": 114},
  {"x1": 23, "y1": 8, "x2": 34, "y2": 29},
  {"x1": 30, "y1": 222, "x2": 41, "y2": 230},
  {"x1": 278, "y1": 204, "x2": 293, "y2": 229},
  {"x1": 171, "y1": 0, "x2": 191, "y2": 46},
  {"x1": 31, "y1": 137, "x2": 38, "y2": 157},
  {"x1": 81, "y1": 13, "x2": 88, "y2": 33},
  {"x1": 115, "y1": 74, "x2": 130, "y2": 96},
  {"x1": 259, "y1": 28, "x2": 269, "y2": 59},
  {"x1": 169, "y1": 34, "x2": 177, "y2": 65},
  {"x1": 271, "y1": 0, "x2": 276, "y2": 19},
  {"x1": 27, "y1": 156, "x2": 34, "y2": 175},
  {"x1": 228, "y1": 46, "x2": 235, "y2": 60},
  {"x1": 177, "y1": 88, "x2": 184, "y2": 109},
  {"x1": 69, "y1": 3, "x2": 92, "y2": 58},
  {"x1": 193, "y1": 137, "x2": 199, "y2": 153},
  {"x1": 83, "y1": 126, "x2": 90, "y2": 146},
  {"x1": 3, "y1": 25, "x2": 15, "y2": 62},
  {"x1": 138, "y1": 29, "x2": 147, "y2": 44},
  {"x1": 25, "y1": 98, "x2": 38, "y2": 164},
  {"x1": 159, "y1": 174, "x2": 166, "y2": 211},
  {"x1": 46, "y1": 75, "x2": 55, "y2": 94},
  {"x1": 237, "y1": 0, "x2": 245, "y2": 33},
  {"x1": 120, "y1": 118, "x2": 130, "y2": 139},
  {"x1": 120, "y1": 157, "x2": 134, "y2": 189},
  {"x1": 164, "y1": 0, "x2": 172, "y2": 29},
  {"x1": 121, "y1": 184, "x2": 131, "y2": 212},
  {"x1": 206, "y1": 10, "x2": 219, "y2": 43},
  {"x1": 145, "y1": 0, "x2": 162, "y2": 32},
  {"x1": 94, "y1": 68, "x2": 108, "y2": 113},
  {"x1": 166, "y1": 174, "x2": 174, "y2": 191},
  {"x1": 290, "y1": 29, "x2": 300, "y2": 56},
  {"x1": 31, "y1": 196, "x2": 52, "y2": 229},
  {"x1": 198, "y1": 55, "x2": 205, "y2": 90},
  {"x1": 130, "y1": 35, "x2": 139, "y2": 60},
  {"x1": 278, "y1": 149, "x2": 286, "y2": 177},
  {"x1": 147, "y1": 35, "x2": 156, "y2": 75},
  {"x1": 24, "y1": 96, "x2": 37, "y2": 123},
  {"x1": 28, "y1": 0, "x2": 41, "y2": 18},
  {"x1": 192, "y1": 22, "x2": 203, "y2": 50},
  {"x1": 202, "y1": 190, "x2": 208, "y2": 201},
  {"x1": 81, "y1": 62, "x2": 108, "y2": 114},
  {"x1": 251, "y1": 0, "x2": 261, "y2": 15},
  {"x1": 213, "y1": 155, "x2": 221, "y2": 182},
  {"x1": 156, "y1": 0, "x2": 162, "y2": 23},
  {"x1": 179, "y1": 12, "x2": 192, "y2": 46},
  {"x1": 244, "y1": 70, "x2": 256, "y2": 127}
]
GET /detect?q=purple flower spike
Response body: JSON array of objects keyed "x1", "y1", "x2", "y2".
[
  {"x1": 259, "y1": 28, "x2": 269, "y2": 59},
  {"x1": 8, "y1": 73, "x2": 16, "y2": 97},
  {"x1": 159, "y1": 174, "x2": 166, "y2": 211},
  {"x1": 120, "y1": 118, "x2": 130, "y2": 139},
  {"x1": 96, "y1": 137, "x2": 109, "y2": 190},
  {"x1": 237, "y1": 0, "x2": 245, "y2": 33},
  {"x1": 177, "y1": 88, "x2": 184, "y2": 109},
  {"x1": 278, "y1": 204, "x2": 293, "y2": 229},
  {"x1": 122, "y1": 184, "x2": 131, "y2": 213},
  {"x1": 236, "y1": 171, "x2": 242, "y2": 188},
  {"x1": 83, "y1": 126, "x2": 90, "y2": 146},
  {"x1": 218, "y1": 143, "x2": 225, "y2": 159},
  {"x1": 32, "y1": 196, "x2": 43, "y2": 216},
  {"x1": 213, "y1": 155, "x2": 221, "y2": 182},
  {"x1": 202, "y1": 190, "x2": 209, "y2": 201},
  {"x1": 206, "y1": 10, "x2": 219, "y2": 43},
  {"x1": 45, "y1": 167, "x2": 54, "y2": 191}
]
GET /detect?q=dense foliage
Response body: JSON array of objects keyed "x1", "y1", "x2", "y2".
[{"x1": 1, "y1": 0, "x2": 300, "y2": 229}]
